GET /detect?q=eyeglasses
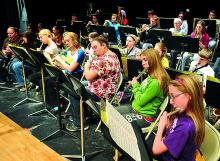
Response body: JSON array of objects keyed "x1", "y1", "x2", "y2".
[{"x1": 169, "y1": 93, "x2": 184, "y2": 100}]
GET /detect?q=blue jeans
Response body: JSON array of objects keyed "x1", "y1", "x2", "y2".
[
  {"x1": 181, "y1": 52, "x2": 198, "y2": 71},
  {"x1": 9, "y1": 59, "x2": 34, "y2": 85},
  {"x1": 170, "y1": 50, "x2": 180, "y2": 69},
  {"x1": 69, "y1": 86, "x2": 99, "y2": 127},
  {"x1": 213, "y1": 57, "x2": 220, "y2": 77},
  {"x1": 208, "y1": 38, "x2": 217, "y2": 51}
]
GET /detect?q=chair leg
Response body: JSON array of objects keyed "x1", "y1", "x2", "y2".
[
  {"x1": 113, "y1": 149, "x2": 121, "y2": 161},
  {"x1": 95, "y1": 120, "x2": 102, "y2": 133},
  {"x1": 214, "y1": 119, "x2": 220, "y2": 130}
]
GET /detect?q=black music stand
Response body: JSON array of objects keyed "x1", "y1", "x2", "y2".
[
  {"x1": 159, "y1": 17, "x2": 175, "y2": 30},
  {"x1": 0, "y1": 51, "x2": 14, "y2": 90},
  {"x1": 8, "y1": 45, "x2": 41, "y2": 108},
  {"x1": 118, "y1": 26, "x2": 138, "y2": 47},
  {"x1": 67, "y1": 21, "x2": 87, "y2": 37},
  {"x1": 150, "y1": 29, "x2": 172, "y2": 46},
  {"x1": 56, "y1": 19, "x2": 68, "y2": 32},
  {"x1": 27, "y1": 48, "x2": 56, "y2": 119},
  {"x1": 135, "y1": 17, "x2": 150, "y2": 27},
  {"x1": 205, "y1": 76, "x2": 220, "y2": 122},
  {"x1": 165, "y1": 36, "x2": 199, "y2": 70},
  {"x1": 38, "y1": 63, "x2": 79, "y2": 141},
  {"x1": 44, "y1": 64, "x2": 103, "y2": 160},
  {"x1": 88, "y1": 25, "x2": 118, "y2": 44},
  {"x1": 165, "y1": 67, "x2": 186, "y2": 80},
  {"x1": 109, "y1": 47, "x2": 123, "y2": 69},
  {"x1": 205, "y1": 76, "x2": 220, "y2": 108},
  {"x1": 127, "y1": 58, "x2": 144, "y2": 80}
]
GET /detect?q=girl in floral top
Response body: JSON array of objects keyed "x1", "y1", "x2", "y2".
[
  {"x1": 65, "y1": 34, "x2": 122, "y2": 132},
  {"x1": 84, "y1": 34, "x2": 121, "y2": 100}
]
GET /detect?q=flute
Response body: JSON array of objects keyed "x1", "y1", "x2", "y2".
[
  {"x1": 145, "y1": 107, "x2": 181, "y2": 140},
  {"x1": 37, "y1": 42, "x2": 44, "y2": 51},
  {"x1": 125, "y1": 68, "x2": 147, "y2": 89},
  {"x1": 114, "y1": 69, "x2": 147, "y2": 104},
  {"x1": 167, "y1": 107, "x2": 181, "y2": 116}
]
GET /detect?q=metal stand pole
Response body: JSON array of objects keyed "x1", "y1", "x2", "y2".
[
  {"x1": 28, "y1": 67, "x2": 56, "y2": 119},
  {"x1": 62, "y1": 96, "x2": 104, "y2": 161},
  {"x1": 12, "y1": 59, "x2": 41, "y2": 108},
  {"x1": 40, "y1": 74, "x2": 79, "y2": 141}
]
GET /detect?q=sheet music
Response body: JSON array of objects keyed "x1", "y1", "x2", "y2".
[{"x1": 106, "y1": 101, "x2": 142, "y2": 161}]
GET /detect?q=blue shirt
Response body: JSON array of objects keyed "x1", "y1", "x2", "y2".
[{"x1": 63, "y1": 49, "x2": 85, "y2": 75}]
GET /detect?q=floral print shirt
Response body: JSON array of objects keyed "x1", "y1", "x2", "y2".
[{"x1": 88, "y1": 49, "x2": 121, "y2": 100}]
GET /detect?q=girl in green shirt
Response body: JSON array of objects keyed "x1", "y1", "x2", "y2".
[{"x1": 117, "y1": 48, "x2": 170, "y2": 128}]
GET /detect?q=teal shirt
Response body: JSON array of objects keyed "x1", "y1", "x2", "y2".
[{"x1": 132, "y1": 75, "x2": 165, "y2": 118}]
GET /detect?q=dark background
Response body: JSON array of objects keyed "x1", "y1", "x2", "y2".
[{"x1": 0, "y1": 0, "x2": 219, "y2": 44}]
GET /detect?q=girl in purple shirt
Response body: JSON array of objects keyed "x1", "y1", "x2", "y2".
[{"x1": 152, "y1": 74, "x2": 205, "y2": 161}]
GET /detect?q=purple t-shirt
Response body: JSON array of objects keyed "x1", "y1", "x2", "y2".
[{"x1": 162, "y1": 113, "x2": 196, "y2": 161}]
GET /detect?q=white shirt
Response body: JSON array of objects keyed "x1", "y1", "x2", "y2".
[{"x1": 189, "y1": 60, "x2": 215, "y2": 87}]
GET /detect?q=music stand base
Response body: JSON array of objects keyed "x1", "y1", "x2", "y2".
[
  {"x1": 0, "y1": 86, "x2": 14, "y2": 90},
  {"x1": 12, "y1": 97, "x2": 41, "y2": 108},
  {"x1": 28, "y1": 108, "x2": 57, "y2": 119},
  {"x1": 62, "y1": 149, "x2": 104, "y2": 161},
  {"x1": 41, "y1": 128, "x2": 79, "y2": 141}
]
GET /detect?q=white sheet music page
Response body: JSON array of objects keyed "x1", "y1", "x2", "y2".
[{"x1": 106, "y1": 101, "x2": 142, "y2": 161}]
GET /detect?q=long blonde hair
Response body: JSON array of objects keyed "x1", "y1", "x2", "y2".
[
  {"x1": 141, "y1": 48, "x2": 170, "y2": 95},
  {"x1": 170, "y1": 74, "x2": 205, "y2": 145}
]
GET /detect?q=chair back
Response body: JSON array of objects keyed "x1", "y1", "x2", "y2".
[
  {"x1": 110, "y1": 72, "x2": 123, "y2": 104},
  {"x1": 200, "y1": 120, "x2": 220, "y2": 161},
  {"x1": 101, "y1": 72, "x2": 123, "y2": 126},
  {"x1": 142, "y1": 96, "x2": 169, "y2": 139}
]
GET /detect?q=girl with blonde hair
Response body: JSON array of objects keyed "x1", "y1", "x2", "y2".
[
  {"x1": 154, "y1": 42, "x2": 169, "y2": 68},
  {"x1": 152, "y1": 73, "x2": 205, "y2": 161},
  {"x1": 38, "y1": 29, "x2": 58, "y2": 64}
]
